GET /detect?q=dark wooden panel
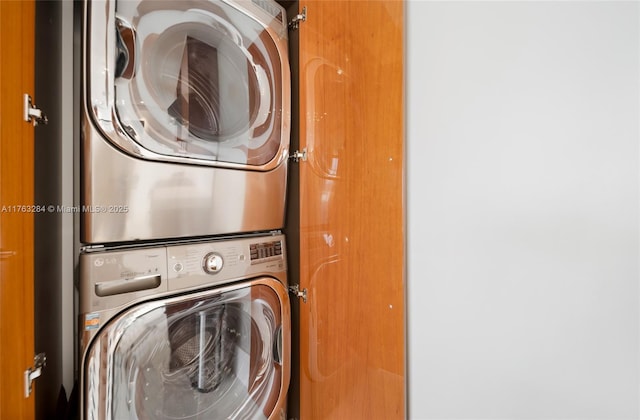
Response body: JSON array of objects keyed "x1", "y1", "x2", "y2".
[{"x1": 0, "y1": 0, "x2": 36, "y2": 418}]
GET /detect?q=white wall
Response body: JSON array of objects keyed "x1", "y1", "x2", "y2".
[{"x1": 407, "y1": 2, "x2": 639, "y2": 419}]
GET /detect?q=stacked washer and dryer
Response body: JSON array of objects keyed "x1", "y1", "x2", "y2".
[{"x1": 77, "y1": 1, "x2": 292, "y2": 418}]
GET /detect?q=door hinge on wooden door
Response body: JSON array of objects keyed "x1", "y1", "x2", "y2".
[
  {"x1": 288, "y1": 6, "x2": 306, "y2": 30},
  {"x1": 289, "y1": 285, "x2": 308, "y2": 303},
  {"x1": 289, "y1": 148, "x2": 307, "y2": 162},
  {"x1": 23, "y1": 94, "x2": 48, "y2": 126},
  {"x1": 24, "y1": 352, "x2": 46, "y2": 397}
]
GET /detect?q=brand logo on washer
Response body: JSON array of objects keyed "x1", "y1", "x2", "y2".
[{"x1": 94, "y1": 258, "x2": 104, "y2": 267}]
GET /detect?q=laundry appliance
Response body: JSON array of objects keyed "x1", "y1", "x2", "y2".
[
  {"x1": 79, "y1": 233, "x2": 290, "y2": 419},
  {"x1": 81, "y1": 0, "x2": 291, "y2": 244}
]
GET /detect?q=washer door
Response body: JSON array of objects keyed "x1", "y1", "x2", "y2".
[
  {"x1": 86, "y1": 0, "x2": 289, "y2": 168},
  {"x1": 82, "y1": 278, "x2": 290, "y2": 420}
]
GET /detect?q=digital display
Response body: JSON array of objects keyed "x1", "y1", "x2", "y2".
[{"x1": 249, "y1": 241, "x2": 283, "y2": 261}]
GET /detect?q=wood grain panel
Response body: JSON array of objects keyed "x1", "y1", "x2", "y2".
[
  {"x1": 296, "y1": 1, "x2": 404, "y2": 418},
  {"x1": 0, "y1": 0, "x2": 36, "y2": 418}
]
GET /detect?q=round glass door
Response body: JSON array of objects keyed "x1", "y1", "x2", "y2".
[
  {"x1": 113, "y1": 0, "x2": 286, "y2": 166},
  {"x1": 87, "y1": 283, "x2": 287, "y2": 419}
]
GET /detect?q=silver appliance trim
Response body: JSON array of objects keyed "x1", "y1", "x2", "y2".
[{"x1": 80, "y1": 230, "x2": 283, "y2": 253}]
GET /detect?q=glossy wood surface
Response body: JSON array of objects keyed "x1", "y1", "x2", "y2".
[
  {"x1": 296, "y1": 1, "x2": 404, "y2": 418},
  {"x1": 0, "y1": 1, "x2": 36, "y2": 418}
]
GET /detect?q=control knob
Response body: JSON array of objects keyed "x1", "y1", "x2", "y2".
[{"x1": 203, "y1": 252, "x2": 223, "y2": 274}]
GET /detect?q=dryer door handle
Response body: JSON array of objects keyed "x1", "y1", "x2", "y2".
[
  {"x1": 252, "y1": 65, "x2": 271, "y2": 130},
  {"x1": 115, "y1": 17, "x2": 137, "y2": 80},
  {"x1": 95, "y1": 274, "x2": 162, "y2": 297}
]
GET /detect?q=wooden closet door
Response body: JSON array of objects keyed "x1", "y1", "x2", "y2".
[
  {"x1": 0, "y1": 0, "x2": 36, "y2": 418},
  {"x1": 295, "y1": 1, "x2": 404, "y2": 418}
]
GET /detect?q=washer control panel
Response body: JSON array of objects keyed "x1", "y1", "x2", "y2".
[
  {"x1": 165, "y1": 234, "x2": 286, "y2": 292},
  {"x1": 80, "y1": 234, "x2": 286, "y2": 312}
]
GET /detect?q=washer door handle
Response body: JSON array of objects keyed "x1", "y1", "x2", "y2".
[{"x1": 273, "y1": 324, "x2": 283, "y2": 365}]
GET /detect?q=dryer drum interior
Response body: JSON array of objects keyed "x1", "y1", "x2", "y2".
[{"x1": 89, "y1": 285, "x2": 284, "y2": 420}]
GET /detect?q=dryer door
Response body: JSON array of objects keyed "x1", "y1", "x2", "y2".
[
  {"x1": 82, "y1": 278, "x2": 290, "y2": 420},
  {"x1": 86, "y1": 0, "x2": 289, "y2": 169}
]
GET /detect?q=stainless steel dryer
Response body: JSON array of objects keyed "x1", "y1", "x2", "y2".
[
  {"x1": 81, "y1": 0, "x2": 290, "y2": 244},
  {"x1": 79, "y1": 233, "x2": 290, "y2": 419}
]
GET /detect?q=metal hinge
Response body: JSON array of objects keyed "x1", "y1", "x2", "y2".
[
  {"x1": 24, "y1": 352, "x2": 46, "y2": 398},
  {"x1": 289, "y1": 6, "x2": 306, "y2": 30},
  {"x1": 289, "y1": 148, "x2": 307, "y2": 162},
  {"x1": 289, "y1": 285, "x2": 308, "y2": 303},
  {"x1": 23, "y1": 94, "x2": 48, "y2": 126}
]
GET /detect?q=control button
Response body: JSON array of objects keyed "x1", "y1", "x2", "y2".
[
  {"x1": 202, "y1": 253, "x2": 224, "y2": 274},
  {"x1": 173, "y1": 262, "x2": 183, "y2": 273}
]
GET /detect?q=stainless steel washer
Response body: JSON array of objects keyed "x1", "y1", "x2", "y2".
[
  {"x1": 81, "y1": 0, "x2": 290, "y2": 244},
  {"x1": 79, "y1": 233, "x2": 290, "y2": 419}
]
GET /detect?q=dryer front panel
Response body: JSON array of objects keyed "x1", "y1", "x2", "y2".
[
  {"x1": 85, "y1": 0, "x2": 290, "y2": 170},
  {"x1": 82, "y1": 0, "x2": 290, "y2": 243},
  {"x1": 82, "y1": 278, "x2": 290, "y2": 420}
]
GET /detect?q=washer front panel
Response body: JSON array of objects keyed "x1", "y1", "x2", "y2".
[{"x1": 82, "y1": 278, "x2": 290, "y2": 420}]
